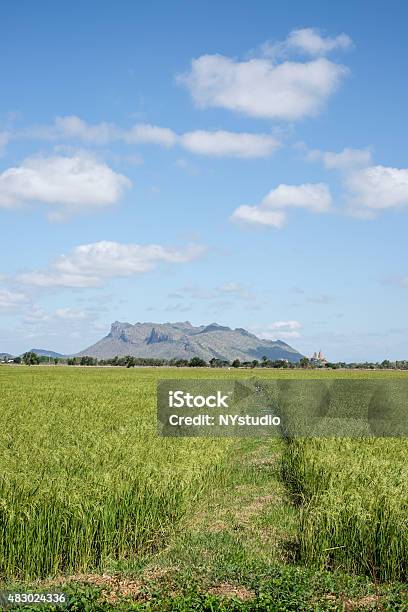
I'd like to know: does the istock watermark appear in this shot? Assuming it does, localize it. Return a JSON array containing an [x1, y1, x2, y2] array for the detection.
[[157, 379, 408, 437], [168, 389, 231, 408]]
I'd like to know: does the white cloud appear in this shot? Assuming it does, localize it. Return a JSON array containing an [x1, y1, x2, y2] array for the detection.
[[180, 130, 280, 158], [298, 146, 408, 219], [54, 116, 119, 144], [123, 123, 177, 147], [217, 281, 254, 300], [346, 165, 408, 213], [231, 205, 286, 228], [22, 116, 280, 159], [302, 144, 372, 170], [262, 183, 332, 211], [269, 320, 302, 330], [274, 330, 301, 339], [18, 240, 205, 288], [178, 49, 349, 121], [23, 117, 177, 148], [254, 320, 302, 341], [282, 28, 352, 56], [55, 308, 87, 320], [321, 148, 372, 170], [19, 305, 106, 354], [0, 153, 131, 218], [0, 288, 27, 311], [231, 183, 332, 228], [23, 306, 51, 323]]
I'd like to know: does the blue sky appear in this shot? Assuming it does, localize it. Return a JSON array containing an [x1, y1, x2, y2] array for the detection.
[[1, 0, 407, 360]]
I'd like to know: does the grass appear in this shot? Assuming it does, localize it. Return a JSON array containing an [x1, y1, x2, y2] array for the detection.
[[0, 365, 407, 609]]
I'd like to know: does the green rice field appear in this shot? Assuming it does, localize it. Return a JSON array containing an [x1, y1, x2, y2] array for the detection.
[[0, 365, 407, 609]]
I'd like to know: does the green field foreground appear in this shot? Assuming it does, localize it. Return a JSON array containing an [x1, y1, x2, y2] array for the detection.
[[283, 437, 408, 581], [0, 366, 407, 610], [0, 367, 234, 578]]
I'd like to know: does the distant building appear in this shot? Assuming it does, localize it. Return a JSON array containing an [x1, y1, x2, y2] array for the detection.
[[310, 349, 327, 366]]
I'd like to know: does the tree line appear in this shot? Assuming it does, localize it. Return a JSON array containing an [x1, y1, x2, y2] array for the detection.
[[7, 352, 408, 370]]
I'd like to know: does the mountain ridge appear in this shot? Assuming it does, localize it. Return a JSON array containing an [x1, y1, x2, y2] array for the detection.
[[76, 321, 303, 362], [29, 348, 66, 358]]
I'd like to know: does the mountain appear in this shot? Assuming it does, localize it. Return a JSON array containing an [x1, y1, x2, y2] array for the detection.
[[29, 349, 65, 358], [77, 321, 303, 362], [0, 353, 14, 361]]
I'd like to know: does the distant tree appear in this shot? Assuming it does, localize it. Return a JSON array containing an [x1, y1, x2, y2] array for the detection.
[[79, 356, 95, 366], [232, 359, 241, 368], [189, 357, 207, 367], [125, 355, 136, 368], [251, 360, 259, 368], [299, 357, 310, 368], [22, 351, 40, 365], [209, 357, 217, 368], [170, 358, 188, 367], [13, 356, 21, 364]]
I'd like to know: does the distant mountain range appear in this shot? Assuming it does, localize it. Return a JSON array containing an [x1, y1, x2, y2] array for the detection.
[[1, 349, 66, 360], [76, 321, 303, 362], [29, 348, 66, 358]]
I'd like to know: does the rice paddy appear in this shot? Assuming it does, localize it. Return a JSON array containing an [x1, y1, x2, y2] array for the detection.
[[0, 365, 407, 595], [282, 437, 408, 581], [0, 366, 232, 579]]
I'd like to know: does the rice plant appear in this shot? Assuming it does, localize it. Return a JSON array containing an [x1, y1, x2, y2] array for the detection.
[[0, 366, 232, 579], [282, 437, 408, 581], [1, 365, 406, 582]]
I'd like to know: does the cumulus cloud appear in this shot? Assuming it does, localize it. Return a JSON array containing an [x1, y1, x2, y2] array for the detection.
[[54, 307, 87, 320], [231, 206, 287, 228], [254, 320, 302, 340], [21, 116, 280, 159], [262, 183, 332, 211], [18, 240, 205, 288], [0, 153, 131, 218], [123, 123, 178, 147], [302, 145, 372, 170], [273, 28, 352, 57], [301, 145, 408, 218], [19, 304, 108, 354], [180, 130, 280, 158], [178, 37, 349, 121], [231, 183, 332, 228], [346, 165, 408, 213], [0, 288, 28, 311], [54, 116, 119, 144], [37, 117, 176, 147], [269, 320, 302, 330]]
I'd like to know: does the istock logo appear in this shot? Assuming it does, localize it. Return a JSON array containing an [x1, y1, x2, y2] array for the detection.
[[168, 390, 230, 408]]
